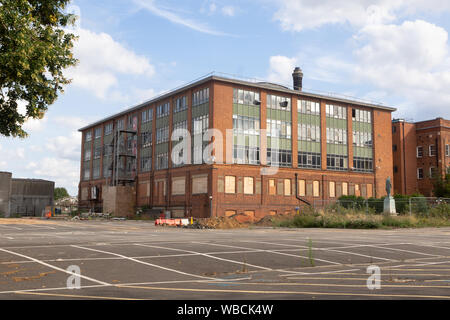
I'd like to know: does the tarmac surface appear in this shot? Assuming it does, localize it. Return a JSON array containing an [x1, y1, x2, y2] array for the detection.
[[1, 219, 450, 300]]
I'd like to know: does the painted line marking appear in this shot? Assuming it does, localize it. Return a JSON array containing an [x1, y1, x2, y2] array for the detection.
[[71, 245, 218, 281], [0, 248, 109, 286], [14, 291, 144, 300], [135, 243, 272, 271]]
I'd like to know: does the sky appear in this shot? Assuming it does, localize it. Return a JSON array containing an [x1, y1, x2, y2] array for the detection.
[[1, 0, 450, 196]]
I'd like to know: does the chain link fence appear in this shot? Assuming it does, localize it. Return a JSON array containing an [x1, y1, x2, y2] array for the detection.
[[312, 197, 450, 217]]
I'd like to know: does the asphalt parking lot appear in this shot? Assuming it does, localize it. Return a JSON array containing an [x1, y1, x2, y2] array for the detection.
[[1, 219, 450, 300]]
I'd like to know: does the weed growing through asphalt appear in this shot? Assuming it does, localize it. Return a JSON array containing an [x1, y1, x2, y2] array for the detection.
[[308, 238, 315, 267]]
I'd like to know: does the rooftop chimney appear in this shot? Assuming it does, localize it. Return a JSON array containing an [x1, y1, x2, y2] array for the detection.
[[292, 67, 303, 91]]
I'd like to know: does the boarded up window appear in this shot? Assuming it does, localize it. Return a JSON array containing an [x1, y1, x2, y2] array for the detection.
[[269, 210, 277, 216], [313, 181, 320, 197], [329, 181, 336, 198], [172, 177, 186, 195], [361, 184, 367, 198], [355, 184, 360, 197], [298, 180, 306, 197], [306, 183, 313, 197], [342, 182, 348, 196], [81, 188, 88, 201], [237, 177, 243, 194], [218, 176, 224, 193], [225, 176, 236, 194], [349, 184, 355, 196], [269, 179, 276, 195], [284, 179, 291, 196], [192, 175, 208, 194], [225, 210, 237, 217], [277, 180, 284, 196], [367, 184, 373, 198], [336, 184, 342, 198], [244, 177, 254, 195], [255, 179, 262, 195]]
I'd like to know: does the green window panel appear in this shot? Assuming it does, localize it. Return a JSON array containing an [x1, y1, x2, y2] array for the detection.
[[353, 121, 372, 133], [354, 146, 373, 158], [156, 117, 169, 128], [140, 121, 152, 132], [93, 159, 101, 167], [140, 148, 152, 158], [327, 144, 348, 156], [326, 118, 347, 129], [298, 114, 321, 126], [267, 109, 291, 122], [155, 143, 169, 155], [192, 102, 209, 118], [298, 141, 321, 153], [233, 104, 260, 119], [103, 135, 113, 145], [173, 110, 187, 124], [268, 137, 292, 151], [84, 141, 92, 150]]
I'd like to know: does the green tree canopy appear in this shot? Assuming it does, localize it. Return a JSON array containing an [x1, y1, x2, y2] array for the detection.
[[54, 187, 69, 200], [0, 0, 78, 137], [433, 168, 450, 198]]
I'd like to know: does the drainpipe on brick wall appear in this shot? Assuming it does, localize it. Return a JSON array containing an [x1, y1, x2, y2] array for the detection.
[[295, 173, 311, 206]]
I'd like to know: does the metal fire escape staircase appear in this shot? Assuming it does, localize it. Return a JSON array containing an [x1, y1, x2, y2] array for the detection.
[[109, 127, 138, 186]]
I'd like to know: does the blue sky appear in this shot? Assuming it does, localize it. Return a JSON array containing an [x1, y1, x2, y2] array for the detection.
[[1, 0, 450, 195]]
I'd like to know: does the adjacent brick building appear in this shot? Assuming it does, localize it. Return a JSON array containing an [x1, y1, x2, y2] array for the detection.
[[392, 118, 450, 196], [78, 70, 396, 218]]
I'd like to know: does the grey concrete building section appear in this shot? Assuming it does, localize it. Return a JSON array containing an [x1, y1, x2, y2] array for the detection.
[[0, 172, 54, 217], [0, 172, 12, 217]]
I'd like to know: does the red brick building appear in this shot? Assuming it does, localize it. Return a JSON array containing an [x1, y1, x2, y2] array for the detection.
[[78, 70, 395, 218], [392, 118, 450, 196]]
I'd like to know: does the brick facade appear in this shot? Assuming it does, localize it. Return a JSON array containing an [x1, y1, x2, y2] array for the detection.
[[78, 74, 395, 217]]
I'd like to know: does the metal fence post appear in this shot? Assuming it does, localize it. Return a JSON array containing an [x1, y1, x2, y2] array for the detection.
[[409, 197, 412, 216]]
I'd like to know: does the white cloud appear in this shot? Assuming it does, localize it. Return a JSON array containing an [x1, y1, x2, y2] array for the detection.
[[33, 157, 80, 194], [53, 116, 90, 130], [66, 27, 155, 99], [266, 55, 298, 85], [134, 0, 229, 36], [221, 6, 236, 17], [45, 132, 81, 162], [273, 0, 450, 31]]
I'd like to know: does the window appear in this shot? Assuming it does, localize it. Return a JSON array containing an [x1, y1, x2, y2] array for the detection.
[[156, 102, 170, 118], [284, 179, 291, 196], [233, 145, 260, 165], [353, 157, 373, 173], [116, 119, 124, 130], [298, 180, 306, 197], [446, 145, 450, 157], [105, 123, 113, 136], [298, 124, 320, 142], [103, 159, 112, 178], [95, 128, 102, 139], [85, 131, 92, 142], [352, 109, 372, 123], [84, 149, 91, 161], [142, 109, 153, 123], [141, 156, 152, 172], [193, 115, 209, 135], [429, 145, 437, 157], [393, 144, 397, 152], [244, 177, 254, 195], [83, 168, 90, 181], [141, 132, 152, 148], [267, 119, 291, 139], [174, 96, 187, 113], [173, 120, 188, 134], [225, 176, 236, 194], [326, 104, 347, 119], [392, 126, 397, 133], [430, 167, 437, 178], [193, 88, 210, 106], [327, 154, 348, 171], [172, 177, 186, 195], [298, 100, 320, 115], [268, 179, 276, 195], [94, 147, 101, 160], [156, 153, 168, 170], [329, 182, 336, 198], [394, 166, 398, 173], [93, 166, 100, 179], [367, 184, 373, 198], [298, 152, 321, 169], [417, 146, 423, 158], [313, 181, 320, 197], [233, 88, 260, 105], [233, 115, 260, 136], [156, 126, 169, 144], [326, 127, 347, 145], [417, 168, 424, 179], [267, 149, 292, 167], [267, 95, 291, 111], [342, 182, 348, 196]]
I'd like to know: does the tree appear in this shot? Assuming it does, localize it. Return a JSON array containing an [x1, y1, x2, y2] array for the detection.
[[432, 168, 450, 198], [54, 187, 69, 200], [0, 0, 78, 137]]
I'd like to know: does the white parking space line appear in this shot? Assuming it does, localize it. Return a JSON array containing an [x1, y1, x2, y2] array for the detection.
[[0, 247, 109, 286], [368, 245, 443, 257], [71, 245, 218, 281], [24, 224, 57, 230], [238, 240, 392, 262], [193, 242, 341, 266], [135, 243, 273, 271], [0, 225, 23, 230]]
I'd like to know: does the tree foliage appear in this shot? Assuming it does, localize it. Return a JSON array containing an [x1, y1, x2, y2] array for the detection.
[[432, 168, 450, 198], [0, 0, 78, 137], [54, 187, 69, 200]]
